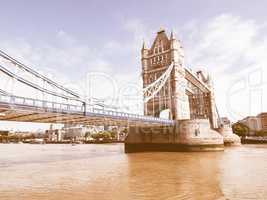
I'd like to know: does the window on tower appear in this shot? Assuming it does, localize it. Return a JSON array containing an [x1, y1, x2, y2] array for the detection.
[[149, 76, 153, 83]]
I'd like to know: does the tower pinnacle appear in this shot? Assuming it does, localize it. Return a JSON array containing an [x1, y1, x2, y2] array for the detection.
[[170, 30, 176, 40], [142, 40, 148, 50], [157, 27, 165, 34]]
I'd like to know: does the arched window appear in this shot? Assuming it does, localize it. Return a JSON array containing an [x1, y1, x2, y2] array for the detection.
[[149, 76, 153, 83]]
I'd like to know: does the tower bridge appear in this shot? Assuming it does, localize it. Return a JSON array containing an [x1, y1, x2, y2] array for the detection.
[[0, 29, 240, 151], [142, 29, 218, 127], [126, 29, 241, 152]]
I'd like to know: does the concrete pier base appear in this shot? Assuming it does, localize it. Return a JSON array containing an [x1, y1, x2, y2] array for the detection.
[[217, 126, 241, 146], [178, 119, 224, 151], [125, 119, 224, 153]]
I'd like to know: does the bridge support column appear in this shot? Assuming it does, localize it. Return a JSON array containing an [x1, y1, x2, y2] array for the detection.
[[172, 65, 190, 120], [177, 119, 224, 151], [216, 125, 241, 146], [124, 119, 224, 153]]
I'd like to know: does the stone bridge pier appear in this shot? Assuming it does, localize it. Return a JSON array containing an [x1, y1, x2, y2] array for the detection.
[[125, 119, 224, 153]]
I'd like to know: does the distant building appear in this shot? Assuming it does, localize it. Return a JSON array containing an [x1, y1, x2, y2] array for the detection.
[[220, 117, 231, 126], [46, 129, 64, 142], [257, 113, 267, 131], [0, 130, 9, 143], [45, 124, 64, 142], [237, 113, 267, 135], [45, 123, 128, 142], [0, 130, 9, 137], [107, 126, 127, 141], [63, 126, 87, 141]]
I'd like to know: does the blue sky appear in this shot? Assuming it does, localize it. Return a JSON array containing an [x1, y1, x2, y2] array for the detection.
[[0, 0, 267, 130]]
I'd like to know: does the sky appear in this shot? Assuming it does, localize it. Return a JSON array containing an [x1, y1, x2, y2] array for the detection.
[[0, 0, 266, 131]]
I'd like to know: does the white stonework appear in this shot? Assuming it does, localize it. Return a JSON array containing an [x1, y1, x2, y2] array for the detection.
[[218, 125, 241, 146], [178, 119, 224, 147]]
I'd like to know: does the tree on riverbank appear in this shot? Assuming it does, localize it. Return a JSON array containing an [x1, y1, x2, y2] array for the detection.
[[0, 131, 41, 143], [90, 130, 116, 141], [232, 123, 249, 136], [255, 130, 267, 137]]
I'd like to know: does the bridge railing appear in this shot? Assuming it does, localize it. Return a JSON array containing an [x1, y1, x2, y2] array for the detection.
[[90, 107, 174, 124], [0, 94, 84, 112], [0, 94, 174, 124]]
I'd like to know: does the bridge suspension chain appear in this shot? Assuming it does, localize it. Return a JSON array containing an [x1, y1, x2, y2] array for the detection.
[[143, 62, 174, 103], [0, 88, 11, 95], [0, 49, 81, 99], [0, 49, 121, 110], [0, 63, 82, 101], [215, 104, 223, 127]]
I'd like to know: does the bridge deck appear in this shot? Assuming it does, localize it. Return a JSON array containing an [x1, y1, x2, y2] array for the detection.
[[0, 94, 174, 126]]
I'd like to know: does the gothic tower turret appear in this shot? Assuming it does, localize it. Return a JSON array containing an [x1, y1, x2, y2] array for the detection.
[[141, 40, 149, 71], [170, 31, 190, 120], [142, 29, 190, 120]]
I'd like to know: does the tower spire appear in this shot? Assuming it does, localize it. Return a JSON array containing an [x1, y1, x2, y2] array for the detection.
[[142, 39, 147, 50], [170, 30, 176, 40], [158, 26, 165, 34]]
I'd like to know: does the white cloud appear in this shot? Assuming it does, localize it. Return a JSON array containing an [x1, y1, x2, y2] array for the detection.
[[183, 14, 267, 121], [0, 32, 119, 99]]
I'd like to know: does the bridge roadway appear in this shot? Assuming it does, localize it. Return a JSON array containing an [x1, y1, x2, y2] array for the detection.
[[0, 94, 174, 126]]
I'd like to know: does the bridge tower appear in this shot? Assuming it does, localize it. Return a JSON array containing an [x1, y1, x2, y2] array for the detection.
[[125, 28, 239, 153], [142, 29, 190, 120]]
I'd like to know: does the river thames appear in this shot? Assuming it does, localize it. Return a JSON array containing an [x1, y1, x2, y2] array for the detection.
[[1, 144, 267, 200]]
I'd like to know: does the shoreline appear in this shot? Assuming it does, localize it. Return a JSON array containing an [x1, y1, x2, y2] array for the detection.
[[241, 137, 267, 144], [0, 141, 125, 144]]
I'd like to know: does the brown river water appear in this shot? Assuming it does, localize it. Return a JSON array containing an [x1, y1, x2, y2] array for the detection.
[[1, 143, 267, 200]]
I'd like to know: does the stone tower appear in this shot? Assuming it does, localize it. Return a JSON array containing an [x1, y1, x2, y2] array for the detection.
[[142, 29, 190, 120], [125, 28, 239, 153]]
